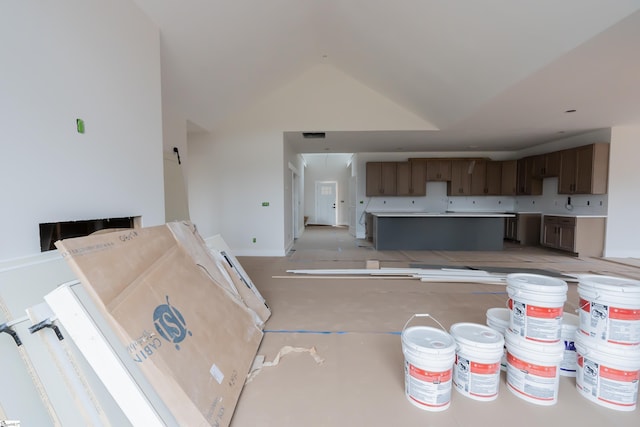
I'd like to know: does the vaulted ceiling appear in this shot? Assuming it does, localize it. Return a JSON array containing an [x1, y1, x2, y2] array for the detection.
[[133, 0, 640, 152]]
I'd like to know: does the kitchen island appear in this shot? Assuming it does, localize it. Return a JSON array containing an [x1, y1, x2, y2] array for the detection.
[[370, 212, 515, 251]]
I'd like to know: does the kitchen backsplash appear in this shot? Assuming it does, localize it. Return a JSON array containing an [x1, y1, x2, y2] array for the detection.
[[365, 179, 608, 216]]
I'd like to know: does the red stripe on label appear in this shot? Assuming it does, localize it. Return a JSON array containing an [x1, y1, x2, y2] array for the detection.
[[609, 307, 640, 321], [526, 304, 563, 319], [507, 353, 557, 378], [598, 397, 637, 407], [409, 395, 449, 408], [470, 361, 501, 375], [599, 365, 640, 382], [409, 364, 452, 382]]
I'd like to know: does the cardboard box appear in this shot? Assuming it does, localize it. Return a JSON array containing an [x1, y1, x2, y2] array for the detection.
[[55, 223, 264, 427]]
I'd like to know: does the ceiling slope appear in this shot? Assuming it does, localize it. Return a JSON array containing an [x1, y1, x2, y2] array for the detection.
[[133, 0, 640, 152]]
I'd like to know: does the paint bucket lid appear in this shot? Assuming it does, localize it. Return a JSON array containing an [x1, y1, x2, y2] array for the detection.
[[507, 273, 568, 294], [450, 323, 504, 349], [575, 333, 640, 362], [402, 326, 456, 356], [577, 274, 640, 294], [486, 307, 510, 328]]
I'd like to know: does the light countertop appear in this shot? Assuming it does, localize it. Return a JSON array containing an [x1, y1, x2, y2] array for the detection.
[[370, 211, 515, 218]]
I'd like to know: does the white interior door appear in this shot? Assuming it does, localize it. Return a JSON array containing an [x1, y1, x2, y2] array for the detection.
[[315, 181, 337, 225]]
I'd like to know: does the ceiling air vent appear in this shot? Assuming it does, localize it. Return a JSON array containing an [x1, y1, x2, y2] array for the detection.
[[302, 132, 326, 139]]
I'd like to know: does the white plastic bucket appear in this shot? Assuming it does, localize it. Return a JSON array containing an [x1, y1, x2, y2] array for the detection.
[[560, 313, 580, 377], [507, 273, 568, 343], [401, 314, 456, 411], [505, 328, 564, 406], [485, 307, 510, 371], [575, 333, 640, 411], [450, 323, 504, 401], [577, 274, 640, 346]]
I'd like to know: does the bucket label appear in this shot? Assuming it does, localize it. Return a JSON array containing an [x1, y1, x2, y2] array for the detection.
[[405, 361, 452, 408], [560, 340, 577, 375], [577, 355, 640, 409], [509, 299, 562, 342], [453, 355, 500, 399], [579, 298, 640, 345], [506, 352, 558, 402]]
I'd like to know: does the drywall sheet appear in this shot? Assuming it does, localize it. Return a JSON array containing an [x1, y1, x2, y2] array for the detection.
[[55, 224, 264, 427]]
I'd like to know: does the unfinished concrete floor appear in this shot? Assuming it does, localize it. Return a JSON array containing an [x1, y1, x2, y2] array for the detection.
[[230, 225, 640, 427]]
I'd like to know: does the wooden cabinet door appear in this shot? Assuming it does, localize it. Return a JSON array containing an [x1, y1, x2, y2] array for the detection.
[[517, 157, 542, 195], [366, 162, 397, 196], [426, 160, 452, 181], [531, 154, 546, 179], [470, 160, 487, 195], [558, 225, 576, 252], [448, 160, 472, 195], [485, 161, 502, 195], [396, 162, 411, 196], [541, 217, 559, 247], [409, 160, 426, 196], [558, 148, 577, 194], [574, 145, 595, 194], [379, 162, 397, 195], [366, 162, 382, 196], [396, 161, 426, 196], [545, 151, 561, 177], [501, 160, 517, 195]]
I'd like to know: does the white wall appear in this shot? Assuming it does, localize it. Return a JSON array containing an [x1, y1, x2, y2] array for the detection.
[[0, 1, 164, 261], [302, 154, 352, 226], [605, 126, 640, 257], [187, 63, 435, 255]]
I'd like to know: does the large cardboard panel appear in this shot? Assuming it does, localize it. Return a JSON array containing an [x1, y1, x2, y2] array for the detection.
[[55, 225, 263, 427], [167, 223, 270, 326]]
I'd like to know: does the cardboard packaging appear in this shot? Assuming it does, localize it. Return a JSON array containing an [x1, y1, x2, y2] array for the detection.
[[55, 222, 265, 427]]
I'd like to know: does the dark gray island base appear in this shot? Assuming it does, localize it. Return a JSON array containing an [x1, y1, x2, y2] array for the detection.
[[371, 212, 514, 251]]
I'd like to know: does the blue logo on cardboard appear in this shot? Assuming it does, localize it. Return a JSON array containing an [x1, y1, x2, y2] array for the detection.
[[153, 296, 192, 350]]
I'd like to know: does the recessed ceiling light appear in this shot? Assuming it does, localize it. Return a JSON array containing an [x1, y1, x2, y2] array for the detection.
[[565, 109, 577, 113]]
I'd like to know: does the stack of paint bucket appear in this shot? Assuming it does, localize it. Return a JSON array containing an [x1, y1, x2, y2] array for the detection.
[[574, 274, 640, 411], [504, 273, 567, 406]]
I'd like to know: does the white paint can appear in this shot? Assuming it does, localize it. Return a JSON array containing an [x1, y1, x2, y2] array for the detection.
[[560, 313, 580, 377], [575, 332, 640, 411], [401, 315, 456, 411], [486, 307, 510, 371], [577, 274, 640, 345], [505, 328, 564, 405], [450, 322, 504, 401], [507, 273, 568, 343]]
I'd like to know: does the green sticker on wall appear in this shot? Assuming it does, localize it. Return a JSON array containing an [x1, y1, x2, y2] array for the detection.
[[76, 118, 85, 134]]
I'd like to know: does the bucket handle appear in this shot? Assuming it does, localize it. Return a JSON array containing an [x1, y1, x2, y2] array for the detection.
[[402, 313, 447, 334]]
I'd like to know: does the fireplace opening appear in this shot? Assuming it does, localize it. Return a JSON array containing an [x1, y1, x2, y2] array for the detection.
[[39, 216, 137, 252]]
